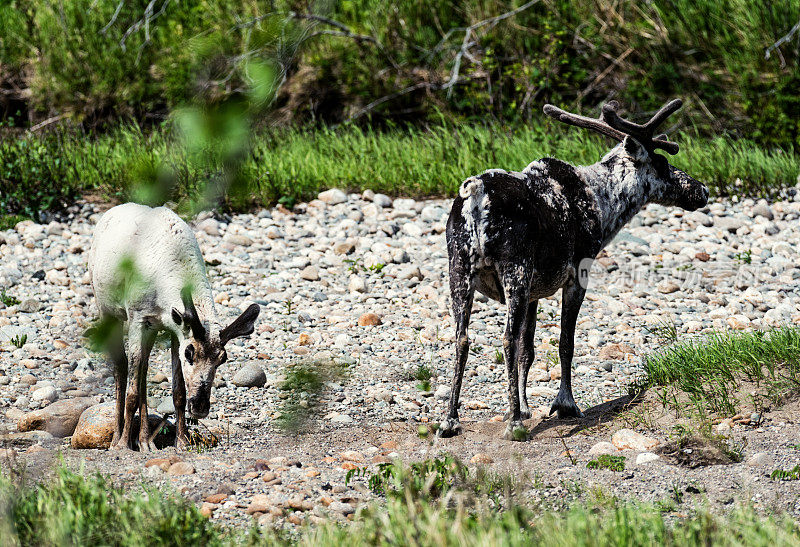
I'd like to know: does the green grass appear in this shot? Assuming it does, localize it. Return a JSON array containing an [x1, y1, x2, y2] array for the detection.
[[770, 465, 800, 481], [3, 465, 800, 546], [0, 289, 20, 307], [412, 364, 433, 391], [644, 327, 800, 416], [1, 467, 226, 546], [274, 358, 349, 433], [2, 123, 798, 223], [587, 455, 626, 472]]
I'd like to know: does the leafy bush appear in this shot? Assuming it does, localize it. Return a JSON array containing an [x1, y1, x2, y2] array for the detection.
[[1, 467, 223, 546], [0, 133, 83, 220], [1, 1, 798, 145]]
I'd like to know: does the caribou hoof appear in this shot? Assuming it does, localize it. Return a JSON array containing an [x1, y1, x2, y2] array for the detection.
[[437, 418, 462, 438], [549, 390, 584, 419]]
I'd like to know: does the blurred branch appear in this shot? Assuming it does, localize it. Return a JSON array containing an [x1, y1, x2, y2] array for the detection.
[[100, 0, 126, 35], [344, 82, 436, 124], [575, 47, 633, 103], [441, 0, 542, 97], [766, 19, 800, 67], [100, 0, 172, 58], [119, 0, 172, 59], [288, 12, 377, 44], [28, 114, 68, 133]]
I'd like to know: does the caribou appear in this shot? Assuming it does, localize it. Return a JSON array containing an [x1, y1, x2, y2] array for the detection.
[[438, 99, 709, 440]]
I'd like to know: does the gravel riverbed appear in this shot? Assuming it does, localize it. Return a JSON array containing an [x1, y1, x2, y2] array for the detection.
[[1, 189, 799, 527]]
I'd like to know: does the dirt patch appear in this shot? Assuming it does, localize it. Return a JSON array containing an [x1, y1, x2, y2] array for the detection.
[[656, 435, 739, 468]]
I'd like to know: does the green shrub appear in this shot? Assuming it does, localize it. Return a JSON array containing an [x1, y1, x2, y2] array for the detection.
[[1, 1, 799, 145], [1, 467, 223, 546]]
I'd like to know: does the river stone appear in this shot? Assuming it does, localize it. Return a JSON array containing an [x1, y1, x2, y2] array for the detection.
[[588, 441, 618, 456], [611, 429, 658, 451], [31, 385, 58, 403], [18, 299, 41, 313], [17, 397, 96, 437], [373, 194, 392, 208], [318, 188, 347, 205], [232, 363, 267, 387], [71, 402, 165, 449]]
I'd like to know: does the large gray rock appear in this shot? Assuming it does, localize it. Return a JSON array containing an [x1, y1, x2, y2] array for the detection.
[[17, 299, 41, 313], [232, 364, 267, 388], [17, 397, 97, 437], [31, 385, 58, 403]]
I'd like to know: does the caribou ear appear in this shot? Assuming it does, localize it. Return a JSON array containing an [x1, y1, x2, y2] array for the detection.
[[220, 304, 260, 345], [181, 286, 207, 341], [171, 308, 183, 325], [622, 135, 648, 161]]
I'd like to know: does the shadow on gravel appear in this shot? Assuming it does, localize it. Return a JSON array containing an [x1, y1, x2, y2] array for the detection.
[[528, 390, 647, 439]]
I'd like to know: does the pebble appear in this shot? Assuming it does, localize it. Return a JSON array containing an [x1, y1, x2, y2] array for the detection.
[[470, 453, 494, 464], [635, 452, 660, 465], [348, 276, 366, 293], [18, 299, 41, 313], [328, 501, 355, 515], [357, 313, 382, 326], [746, 452, 771, 467], [300, 266, 320, 281], [373, 194, 393, 208], [167, 462, 195, 476], [318, 189, 347, 205], [611, 429, 658, 451], [588, 442, 618, 456], [434, 385, 451, 400], [232, 364, 267, 388], [31, 386, 58, 403]]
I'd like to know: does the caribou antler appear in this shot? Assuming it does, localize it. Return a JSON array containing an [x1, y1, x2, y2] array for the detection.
[[543, 99, 682, 155]]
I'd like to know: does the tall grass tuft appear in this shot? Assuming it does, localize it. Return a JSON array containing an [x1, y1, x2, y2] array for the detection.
[[644, 327, 800, 415]]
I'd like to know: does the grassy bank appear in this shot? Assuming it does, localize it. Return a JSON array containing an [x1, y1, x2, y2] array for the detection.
[[644, 327, 800, 416], [1, 465, 799, 546], [2, 123, 797, 220]]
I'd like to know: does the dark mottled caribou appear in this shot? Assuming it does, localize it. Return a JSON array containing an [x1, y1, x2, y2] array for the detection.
[[439, 99, 709, 440]]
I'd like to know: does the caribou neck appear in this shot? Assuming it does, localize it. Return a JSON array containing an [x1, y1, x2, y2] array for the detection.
[[576, 148, 651, 248]]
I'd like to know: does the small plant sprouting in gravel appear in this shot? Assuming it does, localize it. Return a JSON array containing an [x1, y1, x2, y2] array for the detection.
[[0, 289, 20, 307], [493, 348, 504, 364], [343, 258, 385, 276], [646, 317, 678, 345], [770, 465, 800, 481], [11, 334, 27, 348], [586, 455, 626, 472], [734, 249, 752, 265], [345, 455, 468, 501], [275, 358, 349, 433], [412, 364, 432, 391], [670, 482, 685, 504]]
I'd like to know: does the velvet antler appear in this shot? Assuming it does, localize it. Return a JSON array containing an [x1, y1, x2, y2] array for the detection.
[[543, 99, 682, 155]]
